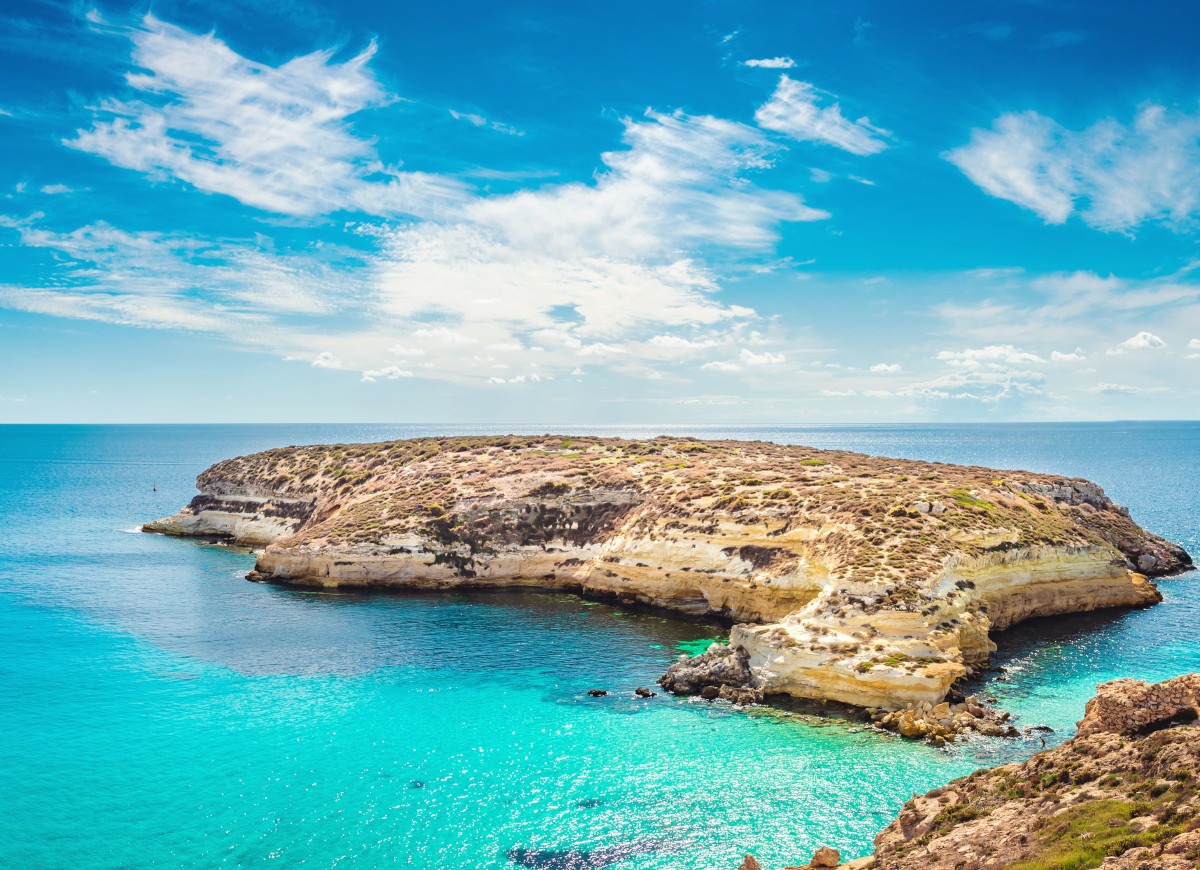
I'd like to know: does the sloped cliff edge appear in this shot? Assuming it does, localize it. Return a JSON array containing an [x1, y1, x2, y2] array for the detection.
[[145, 435, 1190, 709]]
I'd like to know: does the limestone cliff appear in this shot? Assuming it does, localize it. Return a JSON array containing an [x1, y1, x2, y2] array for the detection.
[[145, 435, 1190, 709]]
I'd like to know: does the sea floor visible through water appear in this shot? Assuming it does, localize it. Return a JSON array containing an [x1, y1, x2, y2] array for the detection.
[[1, 422, 1197, 869]]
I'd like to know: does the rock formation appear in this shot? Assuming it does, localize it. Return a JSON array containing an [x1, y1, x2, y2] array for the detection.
[[146, 435, 1190, 711], [738, 674, 1200, 869]]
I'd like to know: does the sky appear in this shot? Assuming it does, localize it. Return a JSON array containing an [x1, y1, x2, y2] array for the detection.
[[2, 0, 1200, 423]]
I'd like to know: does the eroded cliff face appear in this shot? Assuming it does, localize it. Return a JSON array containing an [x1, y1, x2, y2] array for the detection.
[[145, 435, 1191, 709]]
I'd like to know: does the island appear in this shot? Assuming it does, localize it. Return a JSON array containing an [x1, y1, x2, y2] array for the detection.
[[146, 436, 1190, 713]]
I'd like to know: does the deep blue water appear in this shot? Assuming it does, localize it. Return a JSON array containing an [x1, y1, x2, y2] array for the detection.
[[1, 423, 1197, 869]]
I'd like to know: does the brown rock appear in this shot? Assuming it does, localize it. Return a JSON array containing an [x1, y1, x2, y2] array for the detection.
[[810, 846, 841, 867], [737, 855, 762, 870]]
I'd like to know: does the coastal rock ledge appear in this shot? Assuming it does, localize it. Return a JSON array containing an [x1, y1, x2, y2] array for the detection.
[[738, 674, 1200, 870], [145, 435, 1190, 711]]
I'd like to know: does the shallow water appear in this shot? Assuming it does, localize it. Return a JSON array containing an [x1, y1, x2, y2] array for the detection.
[[0, 423, 1196, 868]]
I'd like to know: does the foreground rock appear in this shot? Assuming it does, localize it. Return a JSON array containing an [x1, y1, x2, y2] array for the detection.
[[739, 674, 1200, 869], [146, 435, 1190, 711]]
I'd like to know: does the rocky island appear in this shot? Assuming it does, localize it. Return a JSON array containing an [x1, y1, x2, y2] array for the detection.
[[146, 436, 1190, 712]]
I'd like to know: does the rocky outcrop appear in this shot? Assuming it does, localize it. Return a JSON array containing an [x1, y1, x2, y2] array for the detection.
[[143, 494, 314, 546], [739, 675, 1200, 870], [659, 644, 764, 705], [1076, 674, 1200, 737], [871, 693, 1019, 744], [147, 435, 1191, 712], [867, 674, 1200, 869]]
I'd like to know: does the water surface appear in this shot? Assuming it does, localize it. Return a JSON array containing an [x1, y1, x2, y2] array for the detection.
[[1, 423, 1197, 868]]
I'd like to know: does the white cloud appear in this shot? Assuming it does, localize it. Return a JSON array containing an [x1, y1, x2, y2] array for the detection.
[[361, 365, 413, 381], [1050, 349, 1086, 361], [1106, 331, 1166, 354], [936, 345, 1044, 364], [40, 184, 74, 195], [67, 15, 467, 218], [449, 108, 522, 136], [1188, 338, 1200, 359], [819, 389, 857, 397], [870, 362, 900, 373], [948, 105, 1200, 231], [1088, 382, 1141, 394], [739, 348, 785, 365], [648, 335, 717, 350], [743, 57, 796, 69], [702, 360, 742, 372], [3, 19, 819, 389], [755, 75, 889, 155]]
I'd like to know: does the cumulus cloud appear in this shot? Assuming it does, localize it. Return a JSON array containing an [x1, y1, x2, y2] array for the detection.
[[67, 15, 467, 218], [743, 57, 796, 69], [1106, 331, 1166, 354], [947, 105, 1200, 231], [755, 75, 889, 155], [869, 362, 901, 373]]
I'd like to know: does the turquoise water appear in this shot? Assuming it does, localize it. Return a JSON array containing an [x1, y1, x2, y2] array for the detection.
[[1, 423, 1197, 869]]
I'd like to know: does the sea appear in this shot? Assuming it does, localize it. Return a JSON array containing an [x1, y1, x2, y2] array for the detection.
[[1, 422, 1197, 869]]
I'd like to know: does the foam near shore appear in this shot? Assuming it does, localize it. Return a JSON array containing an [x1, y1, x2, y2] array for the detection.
[[145, 435, 1190, 711]]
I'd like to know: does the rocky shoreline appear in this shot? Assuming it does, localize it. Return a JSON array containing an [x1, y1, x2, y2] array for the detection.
[[145, 435, 1191, 715], [737, 674, 1200, 869]]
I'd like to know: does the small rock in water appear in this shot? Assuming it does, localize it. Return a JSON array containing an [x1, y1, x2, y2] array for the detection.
[[575, 798, 604, 808], [587, 689, 608, 697], [410, 780, 425, 789], [737, 856, 762, 870], [634, 686, 657, 698]]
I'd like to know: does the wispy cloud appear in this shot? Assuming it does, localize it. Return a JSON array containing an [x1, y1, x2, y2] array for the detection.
[[755, 75, 889, 155], [449, 108, 523, 136], [947, 105, 1200, 231], [67, 15, 467, 218], [743, 57, 795, 69], [2, 30, 827, 389]]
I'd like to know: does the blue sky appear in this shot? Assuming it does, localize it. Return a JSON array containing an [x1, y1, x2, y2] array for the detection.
[[2, 0, 1200, 423]]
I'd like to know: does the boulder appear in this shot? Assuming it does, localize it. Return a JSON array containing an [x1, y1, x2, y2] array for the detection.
[[810, 845, 841, 867], [737, 855, 762, 870], [586, 689, 607, 697]]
